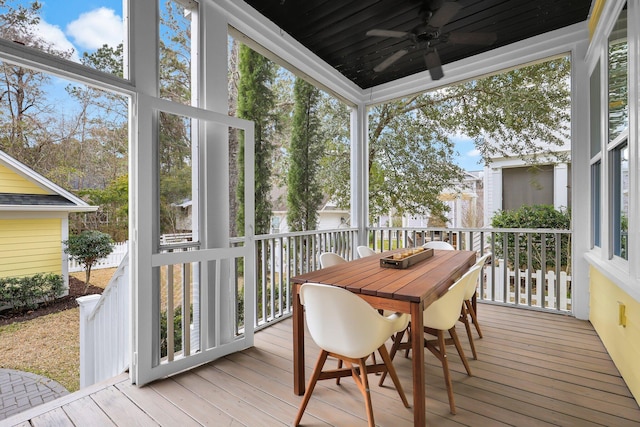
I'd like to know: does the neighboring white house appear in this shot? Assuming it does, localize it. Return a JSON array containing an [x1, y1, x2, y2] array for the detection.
[[374, 170, 484, 229], [483, 153, 571, 226], [271, 194, 350, 234]]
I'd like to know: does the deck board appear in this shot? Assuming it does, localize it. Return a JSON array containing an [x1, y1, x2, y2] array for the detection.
[[4, 304, 640, 427]]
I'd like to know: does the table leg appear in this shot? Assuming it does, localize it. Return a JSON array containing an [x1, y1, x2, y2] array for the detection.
[[410, 301, 426, 426], [293, 283, 305, 395]]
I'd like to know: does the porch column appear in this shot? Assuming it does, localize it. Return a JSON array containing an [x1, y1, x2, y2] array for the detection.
[[351, 103, 369, 245], [571, 39, 590, 320], [201, 7, 234, 344]]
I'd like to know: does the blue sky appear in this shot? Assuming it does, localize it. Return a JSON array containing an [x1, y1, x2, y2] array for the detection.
[[452, 136, 484, 171], [34, 0, 123, 61]]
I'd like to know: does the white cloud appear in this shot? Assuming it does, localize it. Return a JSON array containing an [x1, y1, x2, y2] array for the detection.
[[36, 21, 80, 62], [66, 7, 123, 51], [466, 148, 481, 157]]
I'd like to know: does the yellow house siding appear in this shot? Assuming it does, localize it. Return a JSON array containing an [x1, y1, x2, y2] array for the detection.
[[0, 164, 48, 195], [590, 266, 640, 404], [0, 218, 62, 278]]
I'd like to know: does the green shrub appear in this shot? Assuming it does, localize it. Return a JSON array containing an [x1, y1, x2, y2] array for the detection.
[[0, 274, 65, 313], [63, 230, 114, 291], [490, 205, 571, 271], [160, 305, 193, 358]]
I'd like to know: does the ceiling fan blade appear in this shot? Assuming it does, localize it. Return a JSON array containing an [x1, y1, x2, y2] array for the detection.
[[447, 32, 497, 45], [424, 49, 444, 80], [366, 29, 409, 38], [429, 2, 462, 28], [373, 49, 409, 72]]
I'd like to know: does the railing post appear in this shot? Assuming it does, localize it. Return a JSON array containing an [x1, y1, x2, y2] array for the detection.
[[77, 294, 101, 388]]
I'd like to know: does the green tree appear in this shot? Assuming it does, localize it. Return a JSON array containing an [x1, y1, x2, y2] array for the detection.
[[286, 78, 323, 231], [64, 43, 127, 191], [64, 231, 115, 291], [0, 1, 74, 169], [322, 57, 571, 224], [74, 175, 129, 241], [236, 44, 276, 235], [156, 1, 193, 235]]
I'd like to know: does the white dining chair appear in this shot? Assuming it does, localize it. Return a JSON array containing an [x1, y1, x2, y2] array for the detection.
[[423, 240, 455, 250], [294, 283, 410, 427], [382, 264, 481, 414], [459, 252, 492, 359], [421, 266, 478, 414], [357, 245, 376, 258], [319, 252, 347, 267]]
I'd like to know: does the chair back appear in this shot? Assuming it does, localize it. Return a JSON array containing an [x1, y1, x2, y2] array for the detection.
[[357, 245, 376, 258], [319, 252, 347, 268], [423, 264, 483, 330], [300, 283, 408, 358], [423, 240, 455, 250], [463, 253, 492, 300]]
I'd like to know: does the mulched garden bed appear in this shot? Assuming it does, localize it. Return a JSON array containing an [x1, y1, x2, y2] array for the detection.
[[0, 277, 104, 326]]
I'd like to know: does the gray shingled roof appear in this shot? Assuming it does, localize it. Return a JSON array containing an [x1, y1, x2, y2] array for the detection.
[[0, 193, 76, 206]]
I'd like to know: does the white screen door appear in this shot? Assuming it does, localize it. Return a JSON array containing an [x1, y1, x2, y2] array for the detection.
[[131, 94, 255, 385]]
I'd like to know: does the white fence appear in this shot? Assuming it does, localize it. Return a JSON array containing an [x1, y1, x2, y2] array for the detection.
[[483, 259, 572, 311], [77, 254, 130, 388], [68, 241, 128, 272]]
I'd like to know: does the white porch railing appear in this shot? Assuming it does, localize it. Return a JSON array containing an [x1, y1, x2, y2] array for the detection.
[[485, 259, 572, 311], [367, 227, 572, 313], [77, 226, 571, 388], [76, 254, 130, 388], [248, 228, 358, 332]]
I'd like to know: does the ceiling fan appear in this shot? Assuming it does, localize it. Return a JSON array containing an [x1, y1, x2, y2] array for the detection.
[[366, 1, 497, 80]]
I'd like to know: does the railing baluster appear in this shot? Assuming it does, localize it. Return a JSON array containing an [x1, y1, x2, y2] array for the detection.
[[555, 232, 562, 310], [541, 232, 547, 308], [167, 264, 174, 362], [527, 233, 533, 307], [182, 261, 190, 357]]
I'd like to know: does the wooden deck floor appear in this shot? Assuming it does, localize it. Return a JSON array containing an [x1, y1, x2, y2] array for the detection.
[[5, 304, 640, 427]]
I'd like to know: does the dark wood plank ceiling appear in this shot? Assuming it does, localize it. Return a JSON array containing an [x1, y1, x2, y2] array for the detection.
[[242, 0, 591, 89]]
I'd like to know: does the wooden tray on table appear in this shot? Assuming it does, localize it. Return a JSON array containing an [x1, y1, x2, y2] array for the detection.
[[380, 248, 434, 269]]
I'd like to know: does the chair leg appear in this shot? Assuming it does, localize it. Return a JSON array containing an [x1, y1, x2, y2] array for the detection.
[[426, 330, 457, 415], [379, 327, 406, 386], [449, 327, 472, 377], [460, 304, 478, 359], [377, 344, 410, 407], [294, 350, 329, 426], [350, 358, 375, 427], [465, 299, 483, 338]]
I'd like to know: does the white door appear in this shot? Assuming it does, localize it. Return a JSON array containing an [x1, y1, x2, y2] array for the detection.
[[131, 94, 255, 385]]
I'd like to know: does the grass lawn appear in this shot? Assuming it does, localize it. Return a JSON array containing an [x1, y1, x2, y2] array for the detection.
[[0, 268, 115, 392]]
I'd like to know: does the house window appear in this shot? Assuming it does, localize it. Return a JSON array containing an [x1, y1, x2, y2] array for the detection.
[[502, 165, 554, 210], [591, 161, 601, 248], [607, 7, 628, 144], [607, 5, 628, 261], [611, 142, 628, 259], [589, 60, 601, 248]]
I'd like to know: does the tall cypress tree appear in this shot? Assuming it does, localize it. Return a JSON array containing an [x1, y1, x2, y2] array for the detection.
[[236, 45, 276, 235], [286, 78, 323, 231]]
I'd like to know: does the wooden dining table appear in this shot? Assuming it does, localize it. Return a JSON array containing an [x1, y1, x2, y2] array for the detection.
[[290, 248, 476, 427]]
